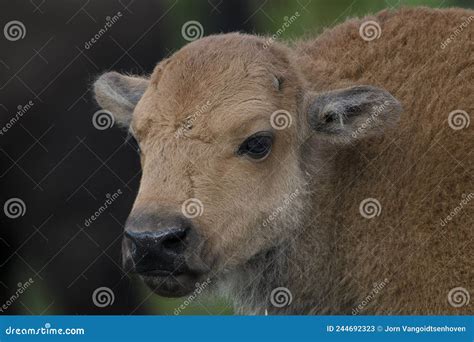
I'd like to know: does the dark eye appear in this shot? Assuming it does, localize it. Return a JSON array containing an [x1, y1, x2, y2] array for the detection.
[[126, 134, 141, 154], [237, 132, 273, 160]]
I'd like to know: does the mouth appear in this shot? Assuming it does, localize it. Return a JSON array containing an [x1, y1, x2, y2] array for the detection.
[[140, 270, 204, 297]]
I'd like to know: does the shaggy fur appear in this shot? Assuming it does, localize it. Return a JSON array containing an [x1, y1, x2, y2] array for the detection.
[[94, 7, 473, 314]]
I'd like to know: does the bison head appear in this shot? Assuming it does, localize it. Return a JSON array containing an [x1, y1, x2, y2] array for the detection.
[[93, 33, 401, 298]]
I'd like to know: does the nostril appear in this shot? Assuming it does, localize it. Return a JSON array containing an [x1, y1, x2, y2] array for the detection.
[[162, 235, 184, 252], [162, 236, 181, 249]]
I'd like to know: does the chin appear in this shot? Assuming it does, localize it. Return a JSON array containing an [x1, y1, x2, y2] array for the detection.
[[141, 272, 203, 297]]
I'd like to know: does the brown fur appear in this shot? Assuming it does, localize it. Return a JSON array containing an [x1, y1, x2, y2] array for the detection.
[[94, 7, 473, 314]]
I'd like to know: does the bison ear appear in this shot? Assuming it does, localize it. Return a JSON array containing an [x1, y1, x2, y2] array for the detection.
[[93, 72, 149, 127], [307, 85, 402, 143]]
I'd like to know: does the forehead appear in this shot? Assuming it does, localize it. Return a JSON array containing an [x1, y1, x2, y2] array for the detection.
[[132, 35, 290, 141]]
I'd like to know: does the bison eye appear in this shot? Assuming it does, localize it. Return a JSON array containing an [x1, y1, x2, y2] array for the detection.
[[237, 131, 273, 160]]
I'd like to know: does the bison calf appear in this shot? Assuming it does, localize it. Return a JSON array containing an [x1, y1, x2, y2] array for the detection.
[[93, 7, 473, 314]]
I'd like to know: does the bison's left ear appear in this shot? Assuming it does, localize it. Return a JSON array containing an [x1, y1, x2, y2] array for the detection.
[[93, 72, 149, 128], [307, 85, 402, 143]]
